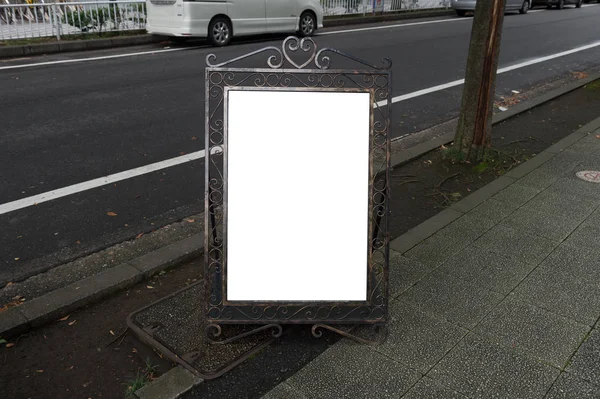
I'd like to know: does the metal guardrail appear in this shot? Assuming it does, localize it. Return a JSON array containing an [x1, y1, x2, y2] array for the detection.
[[320, 0, 451, 16], [0, 1, 146, 41]]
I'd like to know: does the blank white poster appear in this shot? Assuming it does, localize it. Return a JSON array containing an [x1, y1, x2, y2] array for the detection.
[[226, 89, 371, 302]]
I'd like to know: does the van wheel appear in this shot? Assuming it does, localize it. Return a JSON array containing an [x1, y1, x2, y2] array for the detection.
[[209, 17, 232, 47], [519, 0, 529, 13], [576, 0, 583, 7], [299, 12, 316, 37], [456, 10, 466, 17], [557, 0, 565, 9]]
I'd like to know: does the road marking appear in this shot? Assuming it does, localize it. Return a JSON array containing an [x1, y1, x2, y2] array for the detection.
[[0, 47, 190, 71], [2, 37, 600, 214], [374, 39, 600, 106], [0, 150, 206, 215], [319, 17, 470, 36]]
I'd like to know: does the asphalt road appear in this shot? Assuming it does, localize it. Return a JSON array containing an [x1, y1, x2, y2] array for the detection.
[[1, 4, 600, 284]]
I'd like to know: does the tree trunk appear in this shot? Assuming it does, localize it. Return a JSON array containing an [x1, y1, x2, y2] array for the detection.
[[453, 0, 506, 163]]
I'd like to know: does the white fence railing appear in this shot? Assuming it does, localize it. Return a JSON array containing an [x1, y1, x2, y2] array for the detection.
[[320, 0, 451, 16], [0, 1, 146, 41], [0, 0, 451, 41]]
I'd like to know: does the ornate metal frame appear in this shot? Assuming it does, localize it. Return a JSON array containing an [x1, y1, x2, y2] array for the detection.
[[204, 37, 391, 328]]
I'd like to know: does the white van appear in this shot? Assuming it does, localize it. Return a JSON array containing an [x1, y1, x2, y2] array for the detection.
[[146, 0, 324, 46]]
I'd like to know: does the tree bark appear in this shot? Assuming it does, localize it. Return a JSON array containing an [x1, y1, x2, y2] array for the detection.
[[453, 0, 506, 163]]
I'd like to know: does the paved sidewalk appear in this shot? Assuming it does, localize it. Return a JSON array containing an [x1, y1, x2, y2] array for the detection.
[[262, 118, 600, 399]]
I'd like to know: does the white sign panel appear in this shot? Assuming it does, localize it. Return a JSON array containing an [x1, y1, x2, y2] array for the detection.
[[226, 89, 371, 302]]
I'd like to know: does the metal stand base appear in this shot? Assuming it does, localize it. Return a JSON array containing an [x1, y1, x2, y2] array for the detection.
[[311, 324, 388, 346], [206, 323, 283, 345]]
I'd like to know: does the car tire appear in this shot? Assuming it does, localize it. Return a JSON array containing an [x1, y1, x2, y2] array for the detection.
[[456, 10, 467, 16], [208, 17, 232, 47], [547, 3, 553, 8], [299, 12, 316, 37], [519, 0, 530, 13], [557, 0, 565, 9], [576, 0, 583, 7]]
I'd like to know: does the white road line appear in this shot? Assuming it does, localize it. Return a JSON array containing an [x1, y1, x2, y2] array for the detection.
[[0, 150, 206, 215], [0, 47, 190, 71], [319, 16, 469, 36], [374, 39, 600, 107], [2, 38, 600, 214]]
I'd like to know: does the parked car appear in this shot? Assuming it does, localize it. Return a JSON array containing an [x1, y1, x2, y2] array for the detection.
[[532, 0, 583, 8], [146, 0, 324, 47], [451, 0, 532, 16]]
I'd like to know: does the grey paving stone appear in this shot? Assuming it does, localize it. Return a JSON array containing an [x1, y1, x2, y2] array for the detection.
[[521, 189, 599, 222], [518, 166, 565, 191], [512, 244, 600, 326], [548, 176, 600, 202], [449, 175, 517, 213], [390, 209, 463, 254], [286, 342, 421, 399], [402, 377, 467, 399], [425, 245, 535, 295], [389, 251, 431, 299], [404, 214, 495, 268], [492, 183, 541, 207], [545, 372, 600, 399], [467, 198, 517, 224], [567, 329, 600, 386], [135, 366, 202, 399], [501, 206, 583, 242], [373, 301, 467, 373], [563, 221, 600, 256], [473, 296, 589, 368], [262, 383, 308, 399], [472, 224, 560, 266], [399, 273, 504, 329], [428, 334, 559, 399]]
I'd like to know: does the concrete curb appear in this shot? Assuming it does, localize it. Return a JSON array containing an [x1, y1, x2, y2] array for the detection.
[[0, 34, 166, 59], [390, 71, 600, 168], [0, 10, 453, 59], [392, 113, 600, 254], [0, 233, 203, 338], [135, 366, 203, 399]]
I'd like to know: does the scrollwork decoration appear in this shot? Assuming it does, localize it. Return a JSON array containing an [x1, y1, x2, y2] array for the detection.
[[205, 36, 391, 325]]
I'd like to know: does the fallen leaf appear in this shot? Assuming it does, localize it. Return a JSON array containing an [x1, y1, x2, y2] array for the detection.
[[83, 381, 91, 387], [135, 233, 144, 239], [106, 211, 117, 217], [109, 330, 115, 336], [5, 282, 13, 288], [14, 258, 19, 261], [146, 285, 155, 289], [75, 241, 81, 245], [6, 343, 15, 348], [191, 136, 197, 140], [59, 315, 70, 321], [132, 348, 138, 353], [67, 366, 74, 370], [596, 135, 600, 139], [36, 370, 44, 373], [68, 320, 77, 326], [186, 218, 195, 223]]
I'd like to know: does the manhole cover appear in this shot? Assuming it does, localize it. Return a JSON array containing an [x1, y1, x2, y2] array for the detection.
[[576, 171, 600, 183]]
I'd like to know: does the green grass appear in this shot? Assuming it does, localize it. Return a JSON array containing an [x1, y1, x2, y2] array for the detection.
[[585, 79, 600, 91], [123, 358, 158, 398], [0, 30, 146, 46]]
